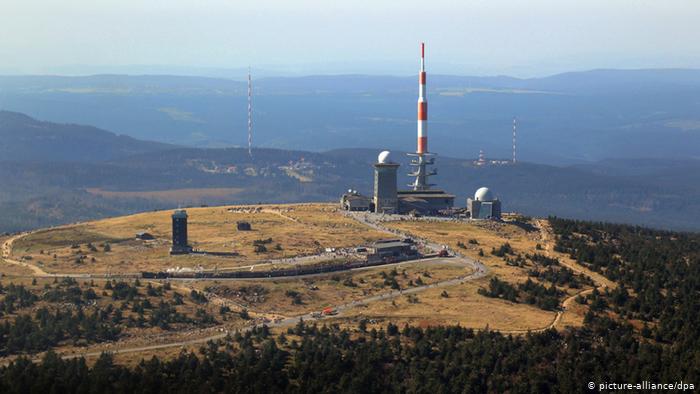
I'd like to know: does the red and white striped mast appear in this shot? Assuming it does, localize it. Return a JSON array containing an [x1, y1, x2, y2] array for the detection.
[[409, 42, 436, 191], [417, 42, 427, 154]]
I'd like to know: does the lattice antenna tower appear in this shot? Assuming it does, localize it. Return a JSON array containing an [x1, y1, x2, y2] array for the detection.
[[512, 117, 517, 164], [247, 67, 253, 158]]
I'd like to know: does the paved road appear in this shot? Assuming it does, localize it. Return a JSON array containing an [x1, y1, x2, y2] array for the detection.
[[351, 213, 607, 334], [0, 210, 617, 365], [346, 211, 488, 278], [55, 255, 487, 362], [1, 220, 479, 283], [0, 210, 494, 362], [3, 213, 488, 362], [9, 213, 610, 360]]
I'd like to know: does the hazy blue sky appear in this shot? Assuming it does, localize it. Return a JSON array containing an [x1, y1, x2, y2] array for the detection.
[[1, 0, 699, 77]]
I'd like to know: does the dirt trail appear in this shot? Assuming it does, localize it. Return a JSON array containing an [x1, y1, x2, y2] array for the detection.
[[261, 208, 300, 223], [29, 214, 489, 362], [535, 219, 616, 290], [1, 234, 49, 276], [531, 219, 617, 331], [49, 255, 486, 362], [0, 214, 618, 363]]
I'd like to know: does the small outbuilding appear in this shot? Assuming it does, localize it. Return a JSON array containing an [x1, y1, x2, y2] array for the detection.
[[340, 190, 372, 211], [237, 221, 252, 231], [366, 239, 418, 262], [136, 232, 155, 240]]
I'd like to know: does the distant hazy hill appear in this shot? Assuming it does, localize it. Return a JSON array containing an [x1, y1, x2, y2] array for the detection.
[[0, 111, 174, 162], [1, 115, 699, 233], [1, 69, 700, 163], [257, 68, 700, 95], [518, 68, 700, 94]]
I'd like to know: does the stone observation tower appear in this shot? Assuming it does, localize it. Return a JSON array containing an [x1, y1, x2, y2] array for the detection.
[[170, 209, 192, 255]]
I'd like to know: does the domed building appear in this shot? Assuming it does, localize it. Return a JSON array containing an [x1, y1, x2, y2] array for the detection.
[[339, 149, 455, 215], [373, 150, 400, 213], [467, 187, 502, 219]]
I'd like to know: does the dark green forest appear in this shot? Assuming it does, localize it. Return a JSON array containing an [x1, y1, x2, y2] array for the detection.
[[0, 279, 217, 357], [549, 216, 700, 344], [0, 315, 697, 394], [0, 217, 698, 393]]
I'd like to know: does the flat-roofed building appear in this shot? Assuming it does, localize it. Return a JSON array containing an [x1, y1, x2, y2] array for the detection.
[[340, 191, 371, 211], [398, 189, 455, 215], [367, 239, 417, 262]]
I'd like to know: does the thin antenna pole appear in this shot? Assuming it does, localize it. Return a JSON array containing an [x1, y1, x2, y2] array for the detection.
[[512, 117, 517, 164], [247, 67, 253, 158]]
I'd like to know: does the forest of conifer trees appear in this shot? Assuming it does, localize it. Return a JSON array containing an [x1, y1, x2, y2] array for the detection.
[[0, 218, 697, 393]]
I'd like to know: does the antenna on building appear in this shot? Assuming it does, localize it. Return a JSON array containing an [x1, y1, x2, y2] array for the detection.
[[478, 149, 486, 166], [247, 67, 253, 158], [512, 117, 517, 164]]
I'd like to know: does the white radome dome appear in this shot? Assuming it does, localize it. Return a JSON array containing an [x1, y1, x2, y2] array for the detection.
[[378, 150, 392, 164], [474, 187, 494, 201]]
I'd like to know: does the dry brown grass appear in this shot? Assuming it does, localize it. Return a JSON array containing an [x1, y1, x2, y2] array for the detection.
[[558, 294, 589, 328], [380, 218, 597, 331], [109, 346, 197, 368], [0, 234, 35, 276], [11, 203, 389, 274], [384, 219, 541, 286], [4, 209, 603, 357], [331, 279, 557, 332], [188, 260, 471, 316], [535, 219, 616, 289]]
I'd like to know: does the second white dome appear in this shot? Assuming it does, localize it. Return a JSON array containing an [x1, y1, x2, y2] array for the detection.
[[474, 187, 494, 201]]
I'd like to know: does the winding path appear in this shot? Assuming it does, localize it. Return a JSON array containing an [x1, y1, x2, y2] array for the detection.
[[1, 234, 49, 276], [353, 214, 609, 334], [0, 213, 613, 362], [54, 259, 487, 361], [525, 219, 615, 332], [0, 213, 491, 362]]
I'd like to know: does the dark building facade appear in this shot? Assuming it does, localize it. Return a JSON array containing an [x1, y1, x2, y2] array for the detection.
[[340, 191, 372, 211], [374, 161, 400, 214], [366, 239, 417, 262], [397, 190, 455, 215], [170, 209, 192, 255], [237, 221, 252, 231]]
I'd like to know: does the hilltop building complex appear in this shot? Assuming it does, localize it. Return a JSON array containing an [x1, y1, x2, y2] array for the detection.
[[341, 43, 459, 216]]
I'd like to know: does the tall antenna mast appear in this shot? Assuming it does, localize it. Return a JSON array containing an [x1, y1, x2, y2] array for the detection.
[[512, 116, 517, 164], [247, 67, 253, 158], [408, 42, 436, 190]]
